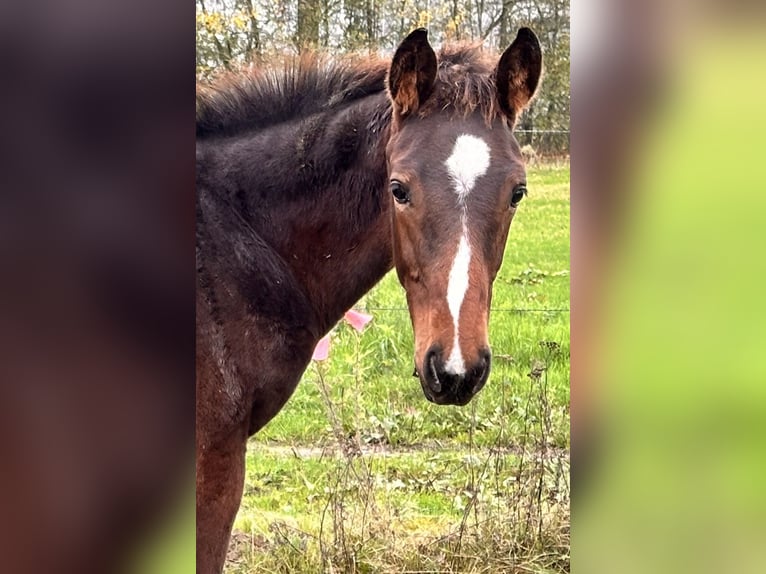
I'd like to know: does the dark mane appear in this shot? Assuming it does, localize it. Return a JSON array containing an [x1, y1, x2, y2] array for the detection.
[[196, 53, 389, 138], [196, 43, 504, 138]]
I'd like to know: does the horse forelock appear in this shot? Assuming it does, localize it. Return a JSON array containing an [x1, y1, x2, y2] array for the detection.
[[420, 43, 506, 125]]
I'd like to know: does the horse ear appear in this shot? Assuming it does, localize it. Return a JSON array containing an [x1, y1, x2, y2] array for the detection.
[[496, 27, 542, 123], [388, 28, 437, 117]]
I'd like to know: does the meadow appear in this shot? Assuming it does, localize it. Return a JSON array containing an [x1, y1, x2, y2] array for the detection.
[[226, 163, 570, 573]]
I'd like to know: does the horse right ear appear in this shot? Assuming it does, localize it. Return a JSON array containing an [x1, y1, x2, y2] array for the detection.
[[496, 27, 542, 124], [388, 28, 437, 117]]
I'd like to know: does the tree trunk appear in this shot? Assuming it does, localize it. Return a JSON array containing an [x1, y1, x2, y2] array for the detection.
[[296, 0, 321, 52], [244, 0, 261, 56], [499, 1, 513, 48]]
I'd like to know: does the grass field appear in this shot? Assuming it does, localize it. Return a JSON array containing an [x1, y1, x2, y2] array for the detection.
[[226, 163, 570, 573]]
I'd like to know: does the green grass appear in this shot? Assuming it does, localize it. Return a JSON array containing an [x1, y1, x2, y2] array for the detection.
[[229, 163, 570, 573]]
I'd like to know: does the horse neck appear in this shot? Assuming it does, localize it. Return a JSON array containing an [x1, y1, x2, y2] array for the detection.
[[251, 95, 394, 336]]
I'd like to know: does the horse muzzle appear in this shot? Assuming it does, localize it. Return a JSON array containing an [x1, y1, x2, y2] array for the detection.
[[417, 345, 491, 406]]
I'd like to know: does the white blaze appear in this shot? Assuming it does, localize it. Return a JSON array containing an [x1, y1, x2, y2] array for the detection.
[[445, 134, 491, 203], [444, 229, 472, 374], [443, 135, 490, 375]]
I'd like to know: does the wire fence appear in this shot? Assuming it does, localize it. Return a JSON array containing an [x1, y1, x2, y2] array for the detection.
[[514, 129, 570, 158], [363, 306, 569, 313]]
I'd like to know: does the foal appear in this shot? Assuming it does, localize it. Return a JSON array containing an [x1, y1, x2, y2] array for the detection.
[[196, 28, 541, 572]]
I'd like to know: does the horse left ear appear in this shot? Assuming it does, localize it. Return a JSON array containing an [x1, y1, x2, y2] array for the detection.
[[388, 28, 437, 117], [496, 27, 543, 123]]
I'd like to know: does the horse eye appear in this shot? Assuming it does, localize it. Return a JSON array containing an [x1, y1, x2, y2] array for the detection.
[[511, 184, 527, 207], [390, 180, 410, 204]]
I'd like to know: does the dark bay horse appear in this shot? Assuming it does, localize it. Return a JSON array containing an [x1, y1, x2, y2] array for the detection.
[[196, 28, 542, 572]]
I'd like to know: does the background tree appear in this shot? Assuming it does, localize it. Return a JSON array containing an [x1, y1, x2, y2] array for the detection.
[[296, 0, 321, 50]]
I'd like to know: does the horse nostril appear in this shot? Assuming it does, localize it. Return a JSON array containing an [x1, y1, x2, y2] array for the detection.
[[470, 348, 492, 394], [424, 346, 442, 393], [429, 354, 442, 393], [479, 348, 491, 371]]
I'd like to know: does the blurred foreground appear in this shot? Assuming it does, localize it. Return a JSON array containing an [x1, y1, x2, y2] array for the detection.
[[0, 0, 194, 572], [573, 1, 766, 572]]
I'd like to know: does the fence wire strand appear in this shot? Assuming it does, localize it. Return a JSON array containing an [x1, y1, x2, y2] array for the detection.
[[361, 307, 569, 313]]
